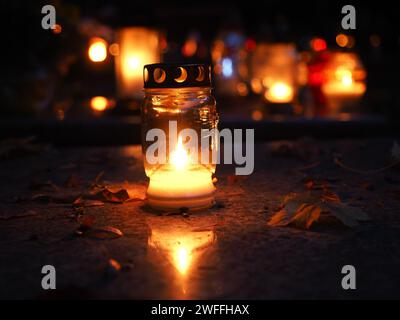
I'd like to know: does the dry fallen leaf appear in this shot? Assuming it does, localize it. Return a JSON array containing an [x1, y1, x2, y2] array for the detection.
[[91, 187, 130, 203], [106, 259, 121, 278], [268, 191, 370, 229], [82, 226, 123, 239]]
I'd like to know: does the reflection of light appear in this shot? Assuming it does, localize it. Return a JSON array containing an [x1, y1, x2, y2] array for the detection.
[[222, 58, 233, 78], [174, 247, 191, 275], [336, 34, 349, 48], [170, 136, 190, 171], [311, 38, 327, 52], [88, 37, 107, 62], [265, 82, 294, 103]]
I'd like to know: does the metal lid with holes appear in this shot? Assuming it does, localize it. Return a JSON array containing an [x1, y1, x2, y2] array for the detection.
[[143, 63, 212, 88]]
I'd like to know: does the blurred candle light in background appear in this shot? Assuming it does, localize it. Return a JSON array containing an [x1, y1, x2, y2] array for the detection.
[[88, 37, 108, 62], [321, 52, 367, 113], [115, 27, 161, 100], [310, 37, 327, 52], [90, 96, 115, 113], [251, 43, 299, 104], [211, 31, 249, 97]]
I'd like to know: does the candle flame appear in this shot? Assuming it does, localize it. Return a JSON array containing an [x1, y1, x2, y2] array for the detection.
[[265, 82, 294, 103], [336, 68, 353, 87], [170, 136, 190, 171], [88, 37, 108, 62]]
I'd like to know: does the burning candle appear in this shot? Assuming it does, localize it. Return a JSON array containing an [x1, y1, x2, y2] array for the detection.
[[321, 52, 366, 112], [115, 27, 161, 100], [88, 37, 108, 62], [251, 43, 299, 104], [141, 64, 218, 211], [264, 81, 294, 103]]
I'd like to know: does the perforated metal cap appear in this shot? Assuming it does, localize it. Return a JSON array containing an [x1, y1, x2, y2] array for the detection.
[[143, 63, 212, 88]]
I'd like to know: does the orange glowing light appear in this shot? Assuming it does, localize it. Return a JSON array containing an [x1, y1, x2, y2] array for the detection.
[[90, 96, 109, 111], [236, 82, 249, 96], [311, 38, 327, 52], [182, 38, 197, 57], [88, 37, 108, 62], [52, 24, 62, 34], [109, 43, 119, 56], [336, 34, 349, 48], [148, 226, 215, 276], [345, 35, 355, 48], [265, 82, 294, 103], [251, 110, 263, 121]]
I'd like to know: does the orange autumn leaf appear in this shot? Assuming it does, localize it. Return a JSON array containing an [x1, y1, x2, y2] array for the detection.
[[268, 191, 369, 229]]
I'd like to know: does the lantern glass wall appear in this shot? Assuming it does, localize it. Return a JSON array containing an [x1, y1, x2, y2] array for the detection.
[[251, 43, 299, 103], [115, 27, 161, 100], [141, 64, 218, 211], [321, 52, 366, 113]]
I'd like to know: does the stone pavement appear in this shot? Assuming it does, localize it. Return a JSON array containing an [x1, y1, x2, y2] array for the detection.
[[1, 139, 400, 299]]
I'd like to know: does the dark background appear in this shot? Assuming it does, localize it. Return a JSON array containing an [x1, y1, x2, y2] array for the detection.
[[1, 0, 399, 117]]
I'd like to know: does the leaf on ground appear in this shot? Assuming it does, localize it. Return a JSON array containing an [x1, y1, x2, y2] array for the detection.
[[31, 189, 82, 204], [105, 259, 121, 278], [91, 187, 130, 203], [268, 191, 370, 229], [84, 226, 124, 239]]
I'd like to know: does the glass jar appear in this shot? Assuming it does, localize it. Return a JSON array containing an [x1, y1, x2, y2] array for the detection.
[[141, 64, 218, 211]]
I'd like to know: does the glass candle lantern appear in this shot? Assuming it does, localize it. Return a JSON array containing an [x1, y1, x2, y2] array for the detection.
[[115, 27, 161, 100], [321, 52, 366, 113], [251, 43, 299, 103], [141, 64, 218, 211]]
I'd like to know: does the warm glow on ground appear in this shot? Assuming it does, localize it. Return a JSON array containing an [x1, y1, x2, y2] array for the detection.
[[148, 226, 215, 276], [88, 38, 108, 62]]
